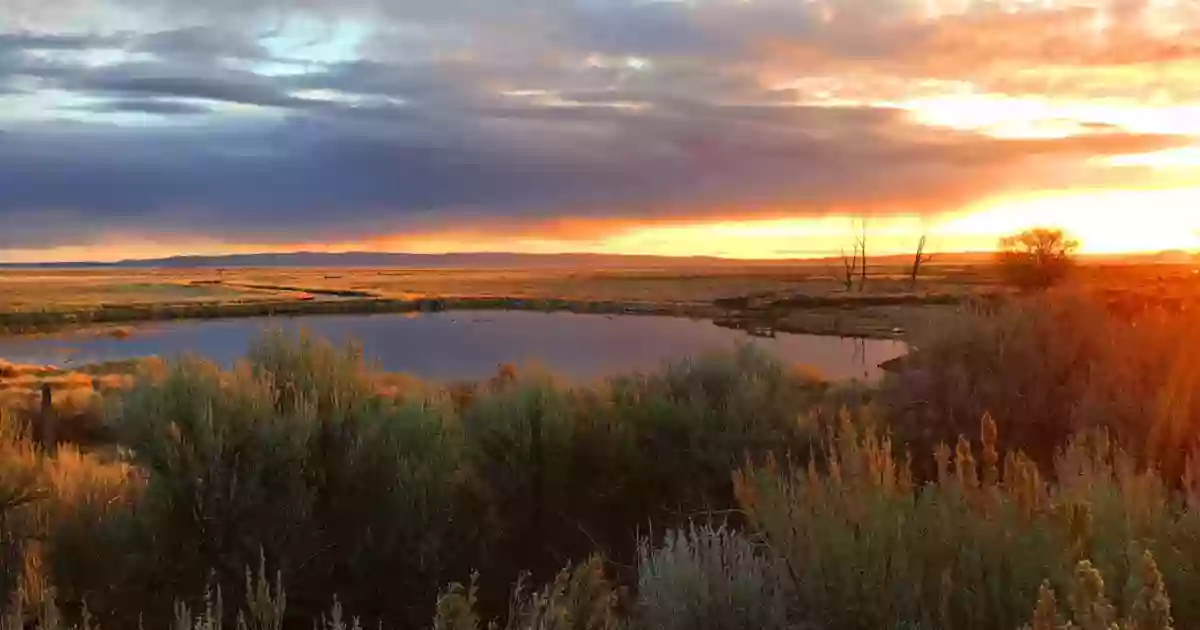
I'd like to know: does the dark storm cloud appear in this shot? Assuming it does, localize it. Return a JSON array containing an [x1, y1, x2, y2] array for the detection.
[[293, 60, 495, 107], [564, 1, 743, 59], [133, 26, 270, 61], [0, 0, 1195, 253], [71, 98, 216, 114], [0, 94, 1181, 248], [76, 68, 308, 108], [0, 32, 127, 52]]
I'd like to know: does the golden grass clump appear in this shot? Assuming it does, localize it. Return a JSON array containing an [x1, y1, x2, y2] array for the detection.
[[1021, 553, 1174, 630], [734, 413, 1200, 630], [883, 290, 1200, 475]]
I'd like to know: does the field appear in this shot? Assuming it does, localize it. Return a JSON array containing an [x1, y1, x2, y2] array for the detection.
[[3, 258, 1200, 629], [2, 288, 1200, 630], [3, 258, 1195, 340]]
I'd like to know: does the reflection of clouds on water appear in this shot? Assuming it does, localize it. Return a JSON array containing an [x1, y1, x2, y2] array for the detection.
[[0, 312, 907, 382]]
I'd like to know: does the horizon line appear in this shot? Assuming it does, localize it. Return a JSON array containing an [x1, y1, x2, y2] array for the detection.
[[1, 247, 1196, 268]]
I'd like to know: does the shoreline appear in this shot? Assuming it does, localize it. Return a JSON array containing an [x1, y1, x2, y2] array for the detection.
[[0, 293, 967, 341]]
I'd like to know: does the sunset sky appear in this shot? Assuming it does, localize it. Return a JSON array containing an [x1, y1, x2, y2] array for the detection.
[[2, 0, 1200, 262]]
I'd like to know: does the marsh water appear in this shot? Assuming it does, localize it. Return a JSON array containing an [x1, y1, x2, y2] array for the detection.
[[0, 311, 906, 382]]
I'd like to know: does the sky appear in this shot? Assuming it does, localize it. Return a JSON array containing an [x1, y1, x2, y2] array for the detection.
[[2, 0, 1200, 262]]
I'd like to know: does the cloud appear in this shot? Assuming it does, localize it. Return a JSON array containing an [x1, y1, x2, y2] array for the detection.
[[133, 26, 270, 61], [0, 96, 1180, 248], [0, 32, 126, 51], [0, 0, 1197, 255], [70, 97, 215, 114]]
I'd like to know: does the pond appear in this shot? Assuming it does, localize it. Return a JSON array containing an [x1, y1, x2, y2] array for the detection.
[[0, 311, 907, 382]]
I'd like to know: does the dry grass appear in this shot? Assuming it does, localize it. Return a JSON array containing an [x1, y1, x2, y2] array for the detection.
[[1, 259, 1195, 339], [0, 359, 145, 452], [883, 288, 1200, 474], [0, 264, 975, 314]]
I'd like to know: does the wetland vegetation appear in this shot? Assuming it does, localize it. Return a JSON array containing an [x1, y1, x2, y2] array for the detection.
[[1, 274, 1199, 629]]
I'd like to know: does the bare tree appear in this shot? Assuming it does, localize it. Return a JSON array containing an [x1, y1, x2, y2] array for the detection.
[[855, 219, 869, 292], [910, 235, 933, 290], [839, 245, 859, 291]]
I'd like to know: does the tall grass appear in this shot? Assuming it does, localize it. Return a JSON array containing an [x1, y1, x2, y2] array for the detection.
[[733, 414, 1195, 630], [0, 412, 41, 606], [884, 290, 1200, 471], [632, 525, 790, 630]]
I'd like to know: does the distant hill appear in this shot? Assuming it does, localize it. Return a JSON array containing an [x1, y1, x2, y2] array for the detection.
[[1083, 250, 1199, 264], [0, 251, 776, 269], [1, 249, 1189, 270]]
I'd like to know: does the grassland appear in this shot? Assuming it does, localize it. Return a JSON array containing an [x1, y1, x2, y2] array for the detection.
[[2, 259, 1196, 342]]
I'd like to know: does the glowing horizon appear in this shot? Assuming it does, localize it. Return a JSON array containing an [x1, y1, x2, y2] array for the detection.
[[4, 200, 1199, 264]]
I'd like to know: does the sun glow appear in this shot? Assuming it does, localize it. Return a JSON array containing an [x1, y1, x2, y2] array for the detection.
[[584, 190, 1200, 258], [902, 93, 1200, 139], [948, 188, 1200, 254]]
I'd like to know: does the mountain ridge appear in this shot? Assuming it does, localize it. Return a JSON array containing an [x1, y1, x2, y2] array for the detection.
[[0, 250, 1191, 269]]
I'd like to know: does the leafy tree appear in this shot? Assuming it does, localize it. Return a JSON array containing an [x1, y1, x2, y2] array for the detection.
[[997, 228, 1079, 289]]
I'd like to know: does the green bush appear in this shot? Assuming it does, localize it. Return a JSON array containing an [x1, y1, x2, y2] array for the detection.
[[246, 330, 376, 416], [605, 345, 825, 514], [455, 346, 824, 614], [102, 337, 462, 627], [46, 335, 825, 628], [111, 358, 317, 622]]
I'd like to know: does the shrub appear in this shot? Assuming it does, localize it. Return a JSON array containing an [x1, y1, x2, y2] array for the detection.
[[450, 346, 826, 616], [246, 330, 376, 416], [997, 228, 1079, 290], [39, 446, 141, 624], [1021, 553, 1175, 630], [433, 556, 621, 630], [105, 336, 462, 627], [605, 345, 825, 512], [110, 358, 316, 623], [734, 414, 1200, 630], [883, 291, 1200, 471], [0, 335, 837, 629], [21, 322, 1200, 630], [631, 524, 791, 630]]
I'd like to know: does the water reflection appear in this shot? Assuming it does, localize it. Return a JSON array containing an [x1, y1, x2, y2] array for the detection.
[[0, 311, 907, 382]]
